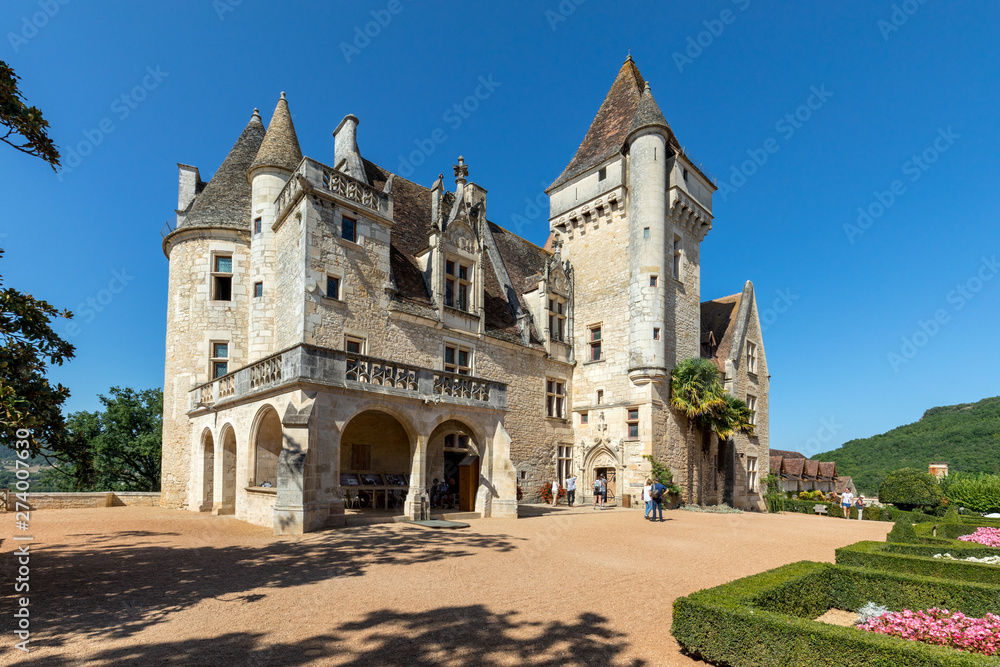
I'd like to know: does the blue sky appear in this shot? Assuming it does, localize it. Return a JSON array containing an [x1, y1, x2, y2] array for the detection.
[[3, 1, 998, 456]]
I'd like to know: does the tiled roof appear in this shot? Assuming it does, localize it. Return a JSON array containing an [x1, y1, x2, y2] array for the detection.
[[182, 110, 265, 230], [627, 83, 675, 142], [818, 461, 837, 480], [802, 459, 820, 479], [835, 476, 855, 494], [548, 57, 646, 191], [770, 449, 806, 459], [700, 293, 741, 371], [781, 458, 805, 479], [249, 93, 302, 176]]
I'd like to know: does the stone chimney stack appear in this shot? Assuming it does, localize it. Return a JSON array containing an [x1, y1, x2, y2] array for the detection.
[[333, 114, 369, 184]]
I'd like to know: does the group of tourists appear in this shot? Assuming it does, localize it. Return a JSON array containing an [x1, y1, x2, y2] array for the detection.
[[642, 479, 668, 521], [838, 489, 867, 520], [548, 473, 611, 509], [429, 477, 457, 509]]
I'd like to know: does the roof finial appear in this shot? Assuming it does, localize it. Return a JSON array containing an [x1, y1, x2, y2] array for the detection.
[[251, 108, 261, 121], [280, 91, 286, 100], [626, 47, 632, 63], [454, 156, 468, 187]]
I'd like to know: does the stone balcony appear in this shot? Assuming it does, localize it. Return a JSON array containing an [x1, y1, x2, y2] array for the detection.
[[273, 157, 392, 225], [189, 344, 507, 414]]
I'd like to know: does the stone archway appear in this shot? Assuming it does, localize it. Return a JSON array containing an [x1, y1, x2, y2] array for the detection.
[[218, 424, 237, 514], [426, 419, 481, 513], [340, 410, 412, 512], [252, 407, 282, 488], [199, 429, 214, 512], [584, 445, 621, 505]]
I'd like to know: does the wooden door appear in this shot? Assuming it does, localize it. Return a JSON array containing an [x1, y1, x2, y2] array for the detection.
[[458, 455, 480, 512], [605, 468, 617, 502]]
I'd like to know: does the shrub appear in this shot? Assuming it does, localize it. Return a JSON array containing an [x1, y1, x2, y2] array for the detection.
[[836, 541, 1000, 586], [672, 561, 1000, 666], [944, 505, 960, 524], [879, 468, 943, 511], [945, 473, 1000, 514], [887, 517, 919, 544]]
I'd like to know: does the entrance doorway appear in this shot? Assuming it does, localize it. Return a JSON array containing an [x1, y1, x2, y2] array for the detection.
[[596, 467, 617, 504], [428, 421, 480, 513]]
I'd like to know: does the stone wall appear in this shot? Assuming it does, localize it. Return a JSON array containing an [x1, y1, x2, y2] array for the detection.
[[8, 492, 160, 511], [729, 293, 769, 511]]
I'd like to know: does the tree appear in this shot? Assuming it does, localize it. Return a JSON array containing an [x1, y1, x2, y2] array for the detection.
[[0, 248, 75, 457], [669, 357, 755, 505], [878, 467, 943, 511], [1, 60, 59, 169], [89, 387, 163, 491]]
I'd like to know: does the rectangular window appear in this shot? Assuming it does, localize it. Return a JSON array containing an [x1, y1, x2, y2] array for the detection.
[[548, 296, 566, 342], [673, 235, 683, 280], [683, 168, 689, 182], [211, 342, 229, 379], [598, 167, 607, 181], [341, 217, 356, 243], [650, 275, 657, 287], [444, 344, 471, 375], [212, 255, 232, 301], [588, 325, 602, 361], [557, 445, 572, 483], [643, 227, 650, 239], [746, 341, 758, 374], [747, 455, 759, 493], [746, 394, 757, 426], [596, 389, 604, 405], [653, 327, 660, 340], [253, 281, 263, 298], [546, 378, 566, 419], [580, 411, 589, 425], [254, 217, 262, 235], [626, 408, 639, 439], [351, 444, 372, 471], [345, 335, 365, 355], [445, 259, 472, 311], [326, 275, 340, 300]]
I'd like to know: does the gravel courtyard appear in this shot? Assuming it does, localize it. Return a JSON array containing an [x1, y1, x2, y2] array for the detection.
[[3, 505, 890, 666]]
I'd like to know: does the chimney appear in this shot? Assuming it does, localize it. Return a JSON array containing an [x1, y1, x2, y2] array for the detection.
[[333, 114, 369, 184]]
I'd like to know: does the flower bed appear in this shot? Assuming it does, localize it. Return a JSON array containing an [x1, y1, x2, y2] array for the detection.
[[858, 608, 1000, 657], [672, 561, 1000, 666], [959, 527, 1000, 548], [935, 553, 1000, 565], [836, 541, 1000, 586]]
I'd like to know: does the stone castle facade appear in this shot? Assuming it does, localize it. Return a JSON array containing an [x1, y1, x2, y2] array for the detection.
[[160, 58, 769, 534]]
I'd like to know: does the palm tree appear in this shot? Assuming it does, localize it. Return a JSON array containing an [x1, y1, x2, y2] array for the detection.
[[670, 358, 727, 504], [670, 358, 756, 505]]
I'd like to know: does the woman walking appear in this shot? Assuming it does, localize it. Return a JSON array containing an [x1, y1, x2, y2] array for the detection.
[[642, 479, 653, 520]]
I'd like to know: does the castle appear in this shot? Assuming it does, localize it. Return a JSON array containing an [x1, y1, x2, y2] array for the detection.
[[160, 58, 769, 534]]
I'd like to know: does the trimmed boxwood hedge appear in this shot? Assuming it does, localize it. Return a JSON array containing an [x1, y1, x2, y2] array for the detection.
[[780, 499, 891, 521], [836, 540, 1000, 586], [914, 520, 994, 541], [672, 561, 1000, 666]]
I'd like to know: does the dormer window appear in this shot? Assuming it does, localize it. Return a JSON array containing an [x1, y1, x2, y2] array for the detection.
[[445, 259, 471, 311], [548, 295, 566, 342]]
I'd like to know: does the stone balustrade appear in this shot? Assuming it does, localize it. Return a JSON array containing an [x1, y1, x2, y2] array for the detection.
[[190, 344, 506, 412], [273, 158, 391, 223]]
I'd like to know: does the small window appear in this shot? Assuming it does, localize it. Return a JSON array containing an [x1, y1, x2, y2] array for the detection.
[[746, 341, 758, 374], [341, 217, 356, 243], [326, 275, 340, 300], [444, 344, 472, 375], [580, 411, 589, 425], [653, 327, 660, 340], [673, 235, 683, 280], [345, 335, 365, 355], [598, 167, 607, 181], [596, 389, 604, 405], [253, 217, 262, 235], [643, 227, 650, 239], [253, 282, 263, 298], [212, 255, 232, 301], [746, 394, 757, 426], [210, 342, 229, 379], [557, 445, 573, 482], [626, 408, 639, 439], [683, 168, 689, 182], [650, 275, 657, 287], [445, 259, 472, 311], [747, 455, 759, 493], [546, 378, 566, 419], [588, 325, 602, 361], [548, 295, 566, 342]]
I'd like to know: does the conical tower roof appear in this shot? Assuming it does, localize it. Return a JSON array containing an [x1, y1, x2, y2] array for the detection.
[[548, 57, 646, 191], [182, 109, 265, 229], [249, 92, 302, 178], [627, 82, 675, 143]]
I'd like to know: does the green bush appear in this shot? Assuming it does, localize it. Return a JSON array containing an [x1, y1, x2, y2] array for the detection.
[[887, 517, 919, 543], [879, 468, 943, 511], [836, 541, 1000, 586], [672, 561, 1000, 666], [943, 505, 960, 523], [945, 473, 1000, 514]]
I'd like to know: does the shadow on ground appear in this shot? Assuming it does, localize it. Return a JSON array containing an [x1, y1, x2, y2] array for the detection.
[[19, 524, 527, 647], [13, 606, 644, 666]]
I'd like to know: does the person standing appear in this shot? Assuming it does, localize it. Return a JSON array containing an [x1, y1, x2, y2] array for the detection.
[[642, 479, 653, 519], [593, 475, 603, 509], [855, 494, 865, 521], [551, 479, 560, 506], [650, 478, 667, 521], [841, 489, 854, 519], [565, 473, 577, 507]]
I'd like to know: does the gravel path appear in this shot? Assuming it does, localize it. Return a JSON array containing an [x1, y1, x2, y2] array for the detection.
[[2, 505, 889, 666]]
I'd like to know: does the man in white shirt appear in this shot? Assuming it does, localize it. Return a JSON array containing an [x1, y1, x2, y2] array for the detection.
[[565, 474, 577, 507], [841, 490, 854, 519]]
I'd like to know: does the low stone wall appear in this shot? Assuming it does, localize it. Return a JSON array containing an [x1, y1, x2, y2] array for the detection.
[[3, 491, 161, 511]]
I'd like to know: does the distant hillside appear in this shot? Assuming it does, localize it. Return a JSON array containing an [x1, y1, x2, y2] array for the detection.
[[812, 396, 1000, 495]]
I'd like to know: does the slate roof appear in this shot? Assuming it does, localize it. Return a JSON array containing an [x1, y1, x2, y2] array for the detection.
[[700, 293, 741, 371], [181, 110, 265, 230], [249, 93, 302, 176], [770, 449, 806, 459], [627, 83, 675, 142]]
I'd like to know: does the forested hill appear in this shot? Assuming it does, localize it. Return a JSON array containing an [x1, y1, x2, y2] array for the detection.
[[812, 396, 1000, 494]]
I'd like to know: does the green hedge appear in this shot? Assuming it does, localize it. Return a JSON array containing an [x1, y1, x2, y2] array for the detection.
[[913, 520, 995, 541], [779, 499, 890, 521], [672, 561, 1000, 666], [836, 541, 1000, 586]]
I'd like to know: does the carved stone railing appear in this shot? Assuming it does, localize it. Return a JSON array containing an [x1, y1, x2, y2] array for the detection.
[[320, 167, 382, 213], [433, 370, 491, 402], [272, 158, 392, 224], [189, 344, 505, 412], [346, 354, 419, 391], [273, 172, 303, 220]]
